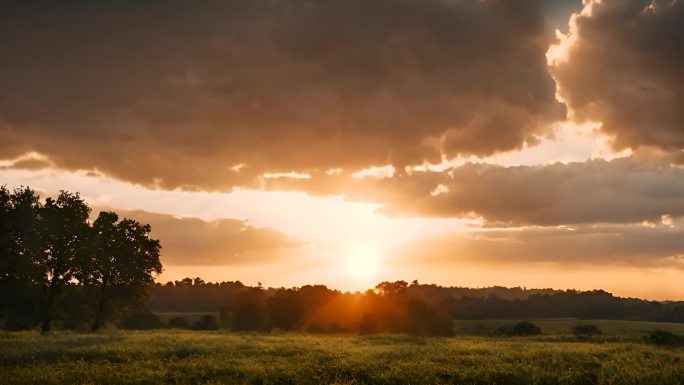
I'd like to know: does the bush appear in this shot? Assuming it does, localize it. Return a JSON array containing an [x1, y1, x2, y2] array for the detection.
[[168, 316, 190, 329], [573, 324, 602, 337], [647, 330, 684, 346], [497, 321, 542, 336], [119, 310, 164, 330], [193, 315, 219, 330]]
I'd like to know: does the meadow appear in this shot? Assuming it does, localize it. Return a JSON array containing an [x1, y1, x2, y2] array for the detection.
[[452, 318, 684, 338], [1, 319, 684, 385]]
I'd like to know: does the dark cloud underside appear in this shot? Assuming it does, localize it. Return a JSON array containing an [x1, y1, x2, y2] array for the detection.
[[551, 0, 684, 153], [0, 0, 562, 189]]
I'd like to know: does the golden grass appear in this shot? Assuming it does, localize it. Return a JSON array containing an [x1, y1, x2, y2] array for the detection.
[[1, 322, 683, 384]]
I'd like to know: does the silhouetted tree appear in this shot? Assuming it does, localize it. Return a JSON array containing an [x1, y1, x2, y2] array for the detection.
[[406, 299, 454, 337], [664, 306, 684, 323], [0, 187, 36, 283], [37, 191, 91, 333], [376, 281, 408, 296], [0, 187, 43, 329], [0, 187, 164, 332], [225, 288, 267, 331], [86, 211, 162, 331], [267, 289, 304, 330]]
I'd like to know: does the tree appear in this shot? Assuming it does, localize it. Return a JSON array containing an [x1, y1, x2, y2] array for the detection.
[[87, 211, 162, 331], [0, 186, 13, 283], [0, 187, 42, 284], [406, 299, 455, 337], [1, 187, 165, 332], [375, 281, 408, 296], [37, 191, 91, 333], [0, 187, 44, 329], [225, 288, 267, 331], [267, 289, 304, 330]]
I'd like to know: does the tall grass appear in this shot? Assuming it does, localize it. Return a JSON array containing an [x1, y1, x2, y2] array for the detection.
[[1, 328, 683, 384]]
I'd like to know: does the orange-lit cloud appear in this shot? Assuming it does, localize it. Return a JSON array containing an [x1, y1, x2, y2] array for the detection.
[[267, 157, 684, 226], [110, 210, 305, 266], [396, 223, 684, 270]]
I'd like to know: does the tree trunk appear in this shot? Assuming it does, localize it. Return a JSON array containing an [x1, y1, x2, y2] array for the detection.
[[41, 277, 58, 334], [91, 278, 108, 332]]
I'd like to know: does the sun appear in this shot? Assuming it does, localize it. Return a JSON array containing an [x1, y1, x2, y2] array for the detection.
[[346, 249, 381, 280]]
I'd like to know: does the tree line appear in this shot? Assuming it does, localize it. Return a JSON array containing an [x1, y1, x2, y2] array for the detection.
[[150, 280, 455, 336], [148, 279, 684, 335], [0, 186, 161, 332]]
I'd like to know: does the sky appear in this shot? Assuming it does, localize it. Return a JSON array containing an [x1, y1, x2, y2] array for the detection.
[[1, 0, 684, 300]]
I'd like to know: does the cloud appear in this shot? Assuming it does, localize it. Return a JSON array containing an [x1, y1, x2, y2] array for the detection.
[[0, 0, 563, 190], [267, 157, 684, 226], [107, 210, 305, 266], [550, 0, 684, 153], [0, 156, 53, 171], [397, 223, 684, 270]]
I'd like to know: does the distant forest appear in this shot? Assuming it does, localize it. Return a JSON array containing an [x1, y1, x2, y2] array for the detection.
[[2, 186, 683, 335], [149, 279, 684, 335]]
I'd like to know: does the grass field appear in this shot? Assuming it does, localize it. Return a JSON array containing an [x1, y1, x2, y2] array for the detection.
[[156, 312, 220, 325], [1, 320, 683, 384], [453, 318, 684, 339]]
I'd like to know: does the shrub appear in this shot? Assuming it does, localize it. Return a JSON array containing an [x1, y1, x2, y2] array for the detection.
[[119, 310, 164, 330], [168, 316, 190, 329], [193, 315, 219, 330], [647, 330, 684, 346], [573, 324, 602, 337], [497, 321, 542, 336]]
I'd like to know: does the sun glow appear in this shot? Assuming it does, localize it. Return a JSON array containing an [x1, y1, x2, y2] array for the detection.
[[346, 249, 381, 280]]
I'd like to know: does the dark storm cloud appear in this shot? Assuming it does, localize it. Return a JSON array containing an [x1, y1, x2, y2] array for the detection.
[[550, 0, 684, 153], [112, 210, 304, 265], [267, 158, 684, 226], [397, 223, 684, 269], [0, 0, 563, 189]]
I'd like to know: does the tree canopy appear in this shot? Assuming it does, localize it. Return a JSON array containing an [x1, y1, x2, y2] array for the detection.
[[0, 186, 162, 332]]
